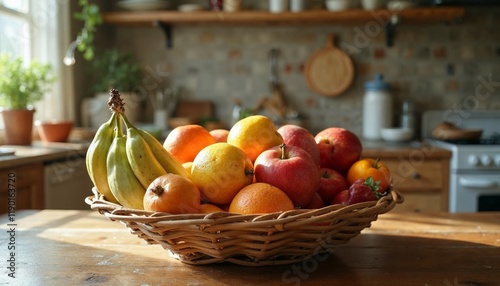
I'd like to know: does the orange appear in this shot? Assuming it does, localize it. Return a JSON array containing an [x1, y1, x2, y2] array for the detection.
[[143, 174, 201, 214], [200, 203, 224, 214], [209, 129, 229, 143], [227, 115, 283, 162], [191, 143, 254, 205], [163, 125, 216, 164], [228, 183, 295, 214], [347, 158, 392, 192]]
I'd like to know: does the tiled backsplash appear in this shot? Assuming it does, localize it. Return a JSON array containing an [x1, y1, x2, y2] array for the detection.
[[114, 6, 500, 136]]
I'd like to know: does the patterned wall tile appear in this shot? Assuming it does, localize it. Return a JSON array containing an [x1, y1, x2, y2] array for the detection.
[[114, 7, 500, 133]]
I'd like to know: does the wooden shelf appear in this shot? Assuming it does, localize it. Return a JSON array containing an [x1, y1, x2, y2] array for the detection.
[[102, 7, 465, 26], [102, 7, 464, 48]]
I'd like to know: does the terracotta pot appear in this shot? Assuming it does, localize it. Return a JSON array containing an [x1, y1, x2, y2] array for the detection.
[[36, 120, 73, 142], [1, 109, 35, 145]]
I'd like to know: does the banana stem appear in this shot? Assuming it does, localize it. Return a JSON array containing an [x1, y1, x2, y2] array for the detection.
[[121, 111, 133, 129], [115, 113, 124, 137], [110, 111, 118, 126]]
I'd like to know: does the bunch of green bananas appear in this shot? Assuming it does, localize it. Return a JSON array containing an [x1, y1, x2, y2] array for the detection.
[[86, 90, 190, 209]]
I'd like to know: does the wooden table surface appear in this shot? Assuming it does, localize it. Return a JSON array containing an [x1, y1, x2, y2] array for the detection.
[[1, 210, 499, 285]]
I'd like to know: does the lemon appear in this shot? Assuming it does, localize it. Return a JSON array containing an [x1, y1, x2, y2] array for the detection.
[[191, 143, 254, 205], [227, 115, 284, 162]]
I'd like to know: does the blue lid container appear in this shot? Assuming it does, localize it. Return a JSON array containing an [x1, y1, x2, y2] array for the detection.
[[364, 74, 391, 91]]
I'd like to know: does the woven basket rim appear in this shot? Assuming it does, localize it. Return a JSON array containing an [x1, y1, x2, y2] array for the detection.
[[85, 187, 404, 225]]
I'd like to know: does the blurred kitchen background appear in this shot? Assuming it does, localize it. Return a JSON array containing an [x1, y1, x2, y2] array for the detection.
[[1, 0, 500, 213], [0, 0, 498, 138], [72, 0, 500, 137]]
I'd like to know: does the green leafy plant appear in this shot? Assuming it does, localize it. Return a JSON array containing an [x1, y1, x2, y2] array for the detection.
[[74, 0, 102, 61], [0, 53, 57, 110], [90, 49, 142, 94]]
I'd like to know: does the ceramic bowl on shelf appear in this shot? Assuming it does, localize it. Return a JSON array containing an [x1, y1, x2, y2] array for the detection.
[[325, 0, 352, 11], [178, 4, 203, 12], [387, 0, 417, 10], [117, 0, 171, 11], [380, 127, 414, 142], [36, 120, 73, 143], [361, 0, 386, 10]]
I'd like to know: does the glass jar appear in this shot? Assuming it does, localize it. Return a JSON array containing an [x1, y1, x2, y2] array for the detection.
[[400, 100, 416, 138]]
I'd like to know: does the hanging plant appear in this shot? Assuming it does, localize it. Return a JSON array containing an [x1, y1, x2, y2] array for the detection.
[[72, 0, 102, 61]]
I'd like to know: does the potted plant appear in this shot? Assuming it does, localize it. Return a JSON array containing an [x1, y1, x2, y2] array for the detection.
[[0, 53, 56, 145], [83, 48, 143, 127], [90, 48, 142, 94]]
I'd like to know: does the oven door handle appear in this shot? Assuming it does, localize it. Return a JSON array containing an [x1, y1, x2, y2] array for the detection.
[[459, 177, 497, 189]]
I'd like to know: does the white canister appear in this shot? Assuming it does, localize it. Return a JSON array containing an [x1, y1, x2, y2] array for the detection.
[[362, 74, 393, 140], [269, 0, 289, 13], [154, 109, 168, 131], [290, 0, 305, 12]]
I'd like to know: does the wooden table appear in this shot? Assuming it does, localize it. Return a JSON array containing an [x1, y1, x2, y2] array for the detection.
[[1, 210, 499, 285]]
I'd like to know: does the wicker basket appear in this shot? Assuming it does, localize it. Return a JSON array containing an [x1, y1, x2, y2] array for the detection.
[[86, 187, 403, 266]]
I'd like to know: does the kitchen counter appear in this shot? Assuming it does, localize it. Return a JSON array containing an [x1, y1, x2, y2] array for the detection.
[[361, 139, 452, 159], [1, 210, 498, 285], [0, 141, 90, 168]]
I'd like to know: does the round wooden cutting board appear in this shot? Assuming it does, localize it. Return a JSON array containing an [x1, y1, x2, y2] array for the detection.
[[304, 35, 354, 97]]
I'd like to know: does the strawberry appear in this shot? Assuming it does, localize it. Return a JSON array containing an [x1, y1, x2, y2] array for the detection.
[[347, 176, 382, 205]]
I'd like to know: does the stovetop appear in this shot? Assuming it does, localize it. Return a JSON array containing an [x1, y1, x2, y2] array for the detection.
[[478, 133, 500, 145], [437, 133, 500, 146], [433, 139, 500, 171], [422, 110, 500, 171], [422, 110, 500, 141]]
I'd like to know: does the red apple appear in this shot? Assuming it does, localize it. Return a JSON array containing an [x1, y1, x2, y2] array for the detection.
[[331, 189, 349, 206], [304, 192, 325, 209], [315, 127, 362, 173], [254, 144, 321, 207], [277, 124, 321, 166], [317, 168, 348, 204]]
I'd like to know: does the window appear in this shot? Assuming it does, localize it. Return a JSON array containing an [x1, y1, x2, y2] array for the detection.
[[0, 0, 30, 59], [0, 0, 74, 126]]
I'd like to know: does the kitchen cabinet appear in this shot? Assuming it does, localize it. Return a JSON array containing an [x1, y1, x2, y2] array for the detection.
[[0, 162, 44, 214], [0, 143, 92, 213], [362, 144, 451, 213], [381, 158, 449, 212]]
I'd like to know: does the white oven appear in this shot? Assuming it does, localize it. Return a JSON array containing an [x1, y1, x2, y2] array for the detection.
[[423, 110, 500, 213], [450, 173, 500, 212]]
